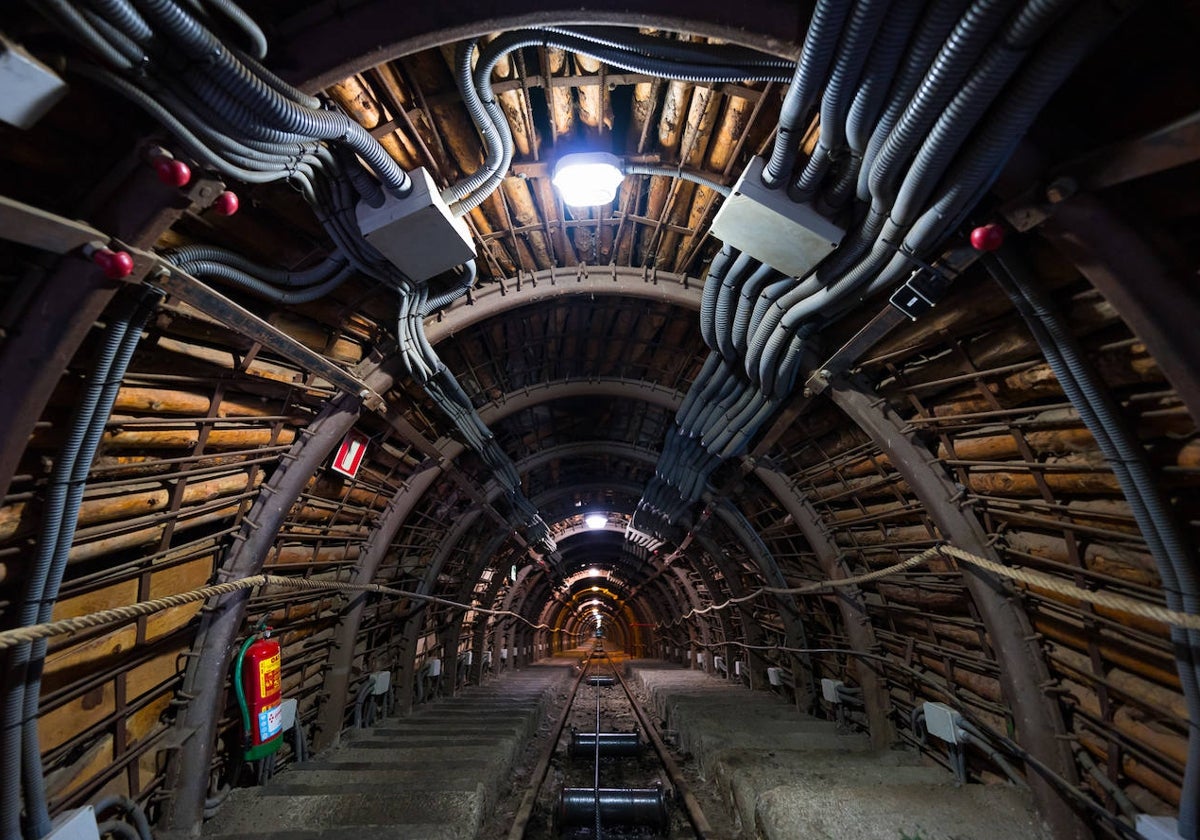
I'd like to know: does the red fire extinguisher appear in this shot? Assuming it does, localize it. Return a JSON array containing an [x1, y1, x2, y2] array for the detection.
[[235, 626, 284, 761]]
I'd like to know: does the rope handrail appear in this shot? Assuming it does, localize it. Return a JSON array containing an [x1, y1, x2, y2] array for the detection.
[[661, 544, 1200, 630], [0, 574, 556, 651], [3, 542, 1198, 652]]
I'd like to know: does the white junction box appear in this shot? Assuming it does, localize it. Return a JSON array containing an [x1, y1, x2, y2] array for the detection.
[[278, 697, 298, 732], [821, 678, 844, 703], [0, 35, 69, 129], [369, 670, 391, 694], [923, 701, 963, 745], [1136, 815, 1184, 840], [356, 167, 476, 281], [45, 807, 99, 840], [766, 666, 785, 687], [710, 156, 844, 279]]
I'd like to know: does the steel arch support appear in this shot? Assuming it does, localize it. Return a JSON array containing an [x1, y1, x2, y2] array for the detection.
[[160, 389, 371, 835], [750, 466, 895, 748], [830, 377, 1085, 840], [274, 0, 807, 92], [425, 267, 703, 344]]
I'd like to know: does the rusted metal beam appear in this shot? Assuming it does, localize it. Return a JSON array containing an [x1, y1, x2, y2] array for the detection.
[[425, 265, 702, 341], [159, 388, 375, 835], [0, 167, 193, 504], [829, 376, 1087, 840], [273, 0, 807, 92], [1040, 194, 1200, 426], [749, 465, 895, 748]]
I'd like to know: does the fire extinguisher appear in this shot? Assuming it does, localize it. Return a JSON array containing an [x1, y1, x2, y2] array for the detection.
[[235, 624, 284, 761]]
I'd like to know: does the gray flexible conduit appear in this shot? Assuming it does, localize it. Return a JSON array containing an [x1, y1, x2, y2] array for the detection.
[[985, 246, 1199, 839]]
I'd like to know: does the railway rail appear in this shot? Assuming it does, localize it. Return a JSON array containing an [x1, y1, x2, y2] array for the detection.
[[508, 645, 716, 839]]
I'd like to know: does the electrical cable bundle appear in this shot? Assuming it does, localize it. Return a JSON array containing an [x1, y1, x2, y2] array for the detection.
[[30, 0, 559, 555], [624, 0, 1130, 544]]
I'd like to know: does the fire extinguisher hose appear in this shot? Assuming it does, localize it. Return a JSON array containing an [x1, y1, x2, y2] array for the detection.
[[233, 634, 256, 739]]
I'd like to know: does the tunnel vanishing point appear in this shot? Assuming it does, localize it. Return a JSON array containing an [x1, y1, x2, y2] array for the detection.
[[1, 1, 1199, 839]]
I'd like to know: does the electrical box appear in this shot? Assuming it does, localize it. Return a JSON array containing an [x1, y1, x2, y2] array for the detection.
[[278, 697, 298, 732], [0, 35, 68, 129], [923, 701, 963, 745], [766, 666, 785, 687], [356, 167, 476, 282], [713, 655, 725, 673], [45, 808, 99, 840], [370, 670, 391, 694], [889, 267, 949, 320], [463, 650, 473, 666], [1136, 816, 1183, 840], [734, 660, 744, 677], [427, 658, 442, 677], [821, 678, 845, 703], [710, 156, 844, 279]]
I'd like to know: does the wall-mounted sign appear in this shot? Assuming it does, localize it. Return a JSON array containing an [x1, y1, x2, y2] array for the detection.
[[330, 430, 369, 478]]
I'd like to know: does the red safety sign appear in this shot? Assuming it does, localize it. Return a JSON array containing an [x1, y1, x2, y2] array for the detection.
[[331, 430, 369, 478]]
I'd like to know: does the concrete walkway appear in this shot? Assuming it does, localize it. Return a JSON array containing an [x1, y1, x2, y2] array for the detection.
[[627, 660, 1052, 840], [202, 661, 572, 840]]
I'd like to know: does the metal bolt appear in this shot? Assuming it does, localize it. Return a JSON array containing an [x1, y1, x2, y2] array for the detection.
[[1045, 176, 1077, 204]]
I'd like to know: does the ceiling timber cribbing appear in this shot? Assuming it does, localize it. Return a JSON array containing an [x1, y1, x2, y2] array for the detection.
[[2, 1, 1199, 837]]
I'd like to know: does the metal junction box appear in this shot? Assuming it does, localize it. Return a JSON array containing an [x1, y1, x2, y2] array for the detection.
[[356, 167, 476, 282], [710, 156, 844, 279], [922, 701, 963, 744], [0, 35, 69, 129]]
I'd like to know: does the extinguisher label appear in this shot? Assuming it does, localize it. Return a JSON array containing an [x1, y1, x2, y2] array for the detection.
[[258, 703, 283, 741], [259, 652, 281, 697]]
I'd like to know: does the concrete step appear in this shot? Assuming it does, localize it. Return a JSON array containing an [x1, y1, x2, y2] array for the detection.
[[201, 661, 573, 840], [625, 661, 1052, 840]]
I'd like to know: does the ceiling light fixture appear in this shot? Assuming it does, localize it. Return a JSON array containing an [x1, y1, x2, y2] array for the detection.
[[552, 152, 624, 207], [585, 513, 608, 530]]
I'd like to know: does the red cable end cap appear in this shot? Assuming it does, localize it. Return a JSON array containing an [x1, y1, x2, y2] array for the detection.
[[213, 190, 240, 216], [970, 223, 1005, 252], [153, 156, 192, 188], [93, 249, 135, 279]]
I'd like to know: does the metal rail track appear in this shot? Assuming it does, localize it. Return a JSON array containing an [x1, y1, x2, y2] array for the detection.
[[507, 646, 716, 839]]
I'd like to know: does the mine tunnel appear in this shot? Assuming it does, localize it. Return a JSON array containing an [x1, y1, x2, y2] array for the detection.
[[1, 1, 1198, 839]]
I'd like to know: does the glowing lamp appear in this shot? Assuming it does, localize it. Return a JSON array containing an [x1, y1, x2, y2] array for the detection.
[[552, 153, 624, 207], [585, 513, 607, 530]]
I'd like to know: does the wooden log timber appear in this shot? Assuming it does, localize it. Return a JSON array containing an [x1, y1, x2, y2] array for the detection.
[[268, 544, 362, 566], [806, 471, 911, 503], [99, 424, 297, 451], [881, 295, 1120, 396], [327, 76, 417, 170], [658, 87, 719, 264], [1000, 530, 1158, 587], [532, 175, 578, 265], [1062, 677, 1187, 768], [1078, 731, 1181, 807], [963, 456, 1124, 497], [66, 503, 242, 565], [369, 62, 438, 172], [113, 387, 283, 418], [0, 470, 260, 542], [500, 177, 554, 269], [929, 341, 1164, 418], [545, 48, 575, 142], [1048, 642, 1188, 722], [1034, 613, 1179, 689], [573, 53, 613, 138]]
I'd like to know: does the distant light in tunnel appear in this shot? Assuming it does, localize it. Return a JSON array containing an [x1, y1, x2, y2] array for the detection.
[[585, 513, 607, 529]]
